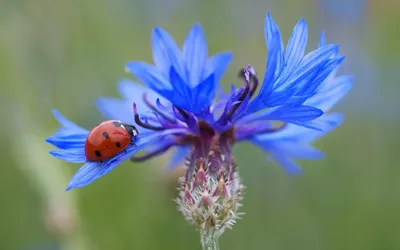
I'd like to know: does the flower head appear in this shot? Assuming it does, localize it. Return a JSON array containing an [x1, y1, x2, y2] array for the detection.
[[47, 12, 352, 247], [47, 12, 352, 199]]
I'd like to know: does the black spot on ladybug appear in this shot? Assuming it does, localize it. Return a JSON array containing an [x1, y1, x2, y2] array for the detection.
[[94, 150, 102, 157], [113, 121, 122, 127], [102, 132, 109, 138], [116, 142, 121, 148]]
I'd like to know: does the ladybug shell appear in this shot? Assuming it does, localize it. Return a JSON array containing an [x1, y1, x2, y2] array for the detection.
[[85, 120, 132, 162]]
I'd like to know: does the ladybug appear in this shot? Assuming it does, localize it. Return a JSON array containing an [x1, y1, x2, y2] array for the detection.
[[84, 120, 139, 162]]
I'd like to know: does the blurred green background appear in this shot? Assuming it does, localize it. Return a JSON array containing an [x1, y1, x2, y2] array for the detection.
[[1, 0, 400, 249]]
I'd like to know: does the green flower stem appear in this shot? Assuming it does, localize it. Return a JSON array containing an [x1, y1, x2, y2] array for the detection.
[[200, 229, 220, 250]]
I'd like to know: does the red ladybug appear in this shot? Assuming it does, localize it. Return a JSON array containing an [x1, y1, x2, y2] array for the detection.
[[84, 120, 139, 162]]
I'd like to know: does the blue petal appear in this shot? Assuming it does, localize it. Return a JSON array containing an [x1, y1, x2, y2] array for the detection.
[[254, 113, 344, 143], [65, 162, 101, 190], [251, 105, 323, 123], [51, 109, 78, 129], [243, 32, 280, 115], [167, 146, 191, 171], [306, 75, 354, 112], [274, 105, 324, 122], [300, 113, 344, 141], [168, 66, 192, 109], [283, 18, 308, 80], [297, 56, 345, 96], [192, 73, 215, 112], [183, 23, 208, 87], [96, 98, 134, 124], [260, 33, 281, 99], [66, 145, 142, 191], [271, 58, 342, 107], [203, 52, 232, 85], [251, 136, 304, 175], [117, 79, 147, 103], [280, 105, 324, 122], [278, 65, 322, 96], [117, 79, 170, 112], [264, 12, 284, 78], [46, 134, 87, 149], [275, 44, 339, 91], [125, 61, 172, 94], [270, 142, 324, 159], [269, 153, 302, 175], [298, 113, 344, 141], [51, 109, 88, 135], [152, 27, 184, 76], [248, 115, 338, 174], [50, 148, 86, 163], [318, 31, 326, 47], [318, 72, 353, 92], [292, 44, 339, 78], [251, 138, 324, 175], [268, 91, 296, 107], [317, 31, 339, 59]]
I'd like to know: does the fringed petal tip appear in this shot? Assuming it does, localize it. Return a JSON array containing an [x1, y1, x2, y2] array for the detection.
[[49, 109, 89, 135], [64, 161, 101, 191], [49, 148, 87, 163], [266, 154, 303, 176]]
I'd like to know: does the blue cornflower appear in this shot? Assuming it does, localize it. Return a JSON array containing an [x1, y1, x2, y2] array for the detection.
[[47, 12, 352, 192]]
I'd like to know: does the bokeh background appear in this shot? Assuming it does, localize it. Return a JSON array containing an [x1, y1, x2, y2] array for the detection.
[[1, 0, 400, 249]]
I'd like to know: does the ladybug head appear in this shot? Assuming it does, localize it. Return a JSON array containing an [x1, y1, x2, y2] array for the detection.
[[123, 123, 139, 138]]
